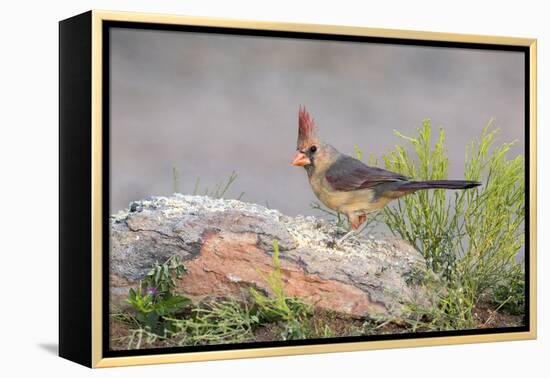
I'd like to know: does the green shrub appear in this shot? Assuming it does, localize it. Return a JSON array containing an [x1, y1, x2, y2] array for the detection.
[[371, 120, 456, 277], [372, 119, 525, 327]]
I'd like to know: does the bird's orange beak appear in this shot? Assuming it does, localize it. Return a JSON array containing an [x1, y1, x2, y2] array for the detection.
[[291, 151, 311, 166]]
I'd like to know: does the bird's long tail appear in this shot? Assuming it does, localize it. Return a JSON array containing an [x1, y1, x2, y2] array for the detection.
[[398, 180, 481, 191]]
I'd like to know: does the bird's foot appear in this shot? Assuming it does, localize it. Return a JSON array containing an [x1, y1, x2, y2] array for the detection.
[[335, 219, 370, 246], [336, 230, 357, 245]]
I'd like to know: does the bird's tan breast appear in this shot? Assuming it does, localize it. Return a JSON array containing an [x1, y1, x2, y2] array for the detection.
[[309, 174, 387, 214]]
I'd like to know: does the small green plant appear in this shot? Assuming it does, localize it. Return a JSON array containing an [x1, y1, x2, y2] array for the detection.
[[143, 255, 187, 293], [171, 167, 245, 200], [192, 170, 245, 199], [172, 166, 180, 193], [126, 256, 191, 335], [124, 326, 169, 350], [250, 240, 313, 340], [354, 145, 363, 161], [397, 283, 477, 332]]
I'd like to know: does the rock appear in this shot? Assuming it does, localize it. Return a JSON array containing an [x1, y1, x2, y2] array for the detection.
[[110, 194, 438, 318]]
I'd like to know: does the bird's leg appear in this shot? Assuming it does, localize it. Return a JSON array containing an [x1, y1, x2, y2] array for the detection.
[[337, 230, 355, 244], [337, 214, 368, 244], [355, 214, 369, 235]]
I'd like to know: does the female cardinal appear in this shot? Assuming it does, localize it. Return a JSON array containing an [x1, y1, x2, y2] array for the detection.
[[291, 106, 481, 243]]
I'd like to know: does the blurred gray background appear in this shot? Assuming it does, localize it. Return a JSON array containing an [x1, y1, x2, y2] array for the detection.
[[110, 28, 524, 216]]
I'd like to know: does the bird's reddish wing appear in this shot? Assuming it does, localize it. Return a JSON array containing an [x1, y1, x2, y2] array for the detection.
[[325, 155, 408, 192]]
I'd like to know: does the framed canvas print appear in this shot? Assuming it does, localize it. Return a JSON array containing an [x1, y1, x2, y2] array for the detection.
[[59, 10, 537, 368]]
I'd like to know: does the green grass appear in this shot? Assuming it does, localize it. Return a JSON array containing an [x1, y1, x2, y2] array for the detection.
[[249, 240, 313, 340], [166, 299, 258, 346], [171, 167, 245, 200]]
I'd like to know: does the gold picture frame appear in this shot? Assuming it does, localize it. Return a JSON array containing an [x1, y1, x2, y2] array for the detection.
[[59, 10, 537, 368]]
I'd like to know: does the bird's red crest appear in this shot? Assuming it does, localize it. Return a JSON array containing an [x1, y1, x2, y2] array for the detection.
[[297, 106, 318, 149]]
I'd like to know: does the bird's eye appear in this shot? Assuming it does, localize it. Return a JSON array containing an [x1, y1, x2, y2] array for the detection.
[[309, 145, 317, 153]]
